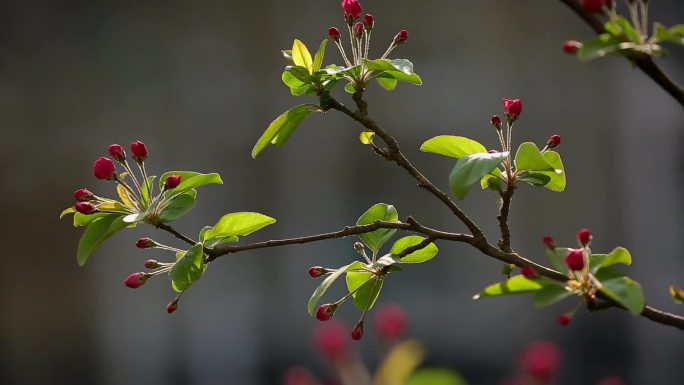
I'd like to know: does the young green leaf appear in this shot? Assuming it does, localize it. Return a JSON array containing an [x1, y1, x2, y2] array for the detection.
[[364, 59, 422, 85], [537, 151, 566, 192], [169, 244, 205, 292], [158, 190, 197, 223], [376, 77, 398, 90], [292, 39, 313, 74], [514, 142, 555, 172], [252, 104, 324, 158], [605, 16, 642, 44], [420, 136, 487, 159], [590, 247, 632, 274], [390, 235, 438, 263], [158, 171, 201, 190], [346, 271, 383, 311], [307, 261, 363, 315], [599, 276, 645, 315], [164, 173, 223, 199], [670, 285, 684, 304], [546, 247, 570, 274], [312, 39, 328, 73], [202, 212, 276, 241], [77, 214, 127, 266], [578, 33, 625, 60], [449, 152, 508, 199], [356, 203, 399, 253], [474, 275, 545, 299], [534, 283, 572, 307], [518, 173, 552, 187], [654, 23, 684, 45]]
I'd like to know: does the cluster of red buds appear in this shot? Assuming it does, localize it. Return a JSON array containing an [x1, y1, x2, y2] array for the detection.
[[329, 0, 409, 75]]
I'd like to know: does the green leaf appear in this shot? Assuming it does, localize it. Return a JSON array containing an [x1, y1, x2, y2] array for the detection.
[[346, 271, 383, 311], [449, 152, 508, 199], [292, 39, 313, 74], [202, 212, 276, 241], [158, 171, 201, 190], [164, 173, 222, 199], [169, 243, 205, 292], [514, 142, 555, 172], [599, 276, 645, 315], [534, 283, 572, 307], [252, 104, 324, 158], [72, 211, 110, 227], [158, 190, 197, 223], [474, 275, 544, 299], [605, 16, 641, 44], [590, 247, 632, 274], [578, 33, 624, 60], [282, 70, 311, 96], [359, 130, 375, 144], [390, 235, 438, 263], [405, 369, 468, 385], [364, 59, 422, 85], [312, 39, 327, 72], [420, 136, 487, 159], [546, 247, 570, 274], [77, 214, 127, 266], [307, 261, 363, 315], [140, 176, 156, 204], [376, 77, 398, 90], [537, 151, 566, 192], [344, 82, 356, 93], [356, 203, 399, 253], [480, 172, 504, 191], [654, 23, 684, 45], [518, 173, 552, 187], [60, 206, 76, 219], [669, 285, 684, 304]]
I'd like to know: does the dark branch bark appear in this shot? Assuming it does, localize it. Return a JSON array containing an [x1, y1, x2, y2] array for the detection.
[[558, 0, 684, 107], [155, 223, 197, 247], [497, 186, 515, 253]]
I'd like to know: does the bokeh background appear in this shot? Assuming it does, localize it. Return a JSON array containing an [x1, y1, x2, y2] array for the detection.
[[1, 0, 683, 384]]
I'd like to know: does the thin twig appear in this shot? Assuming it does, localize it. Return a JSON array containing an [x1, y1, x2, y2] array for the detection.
[[155, 223, 197, 247]]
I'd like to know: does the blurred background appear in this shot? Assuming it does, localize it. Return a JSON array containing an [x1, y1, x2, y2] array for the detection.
[[1, 0, 683, 384]]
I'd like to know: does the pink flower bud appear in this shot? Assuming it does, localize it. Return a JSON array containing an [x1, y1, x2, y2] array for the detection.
[[74, 202, 97, 215], [328, 27, 341, 41], [547, 134, 561, 149], [562, 40, 582, 54], [74, 188, 95, 202], [164, 175, 182, 190], [577, 228, 592, 247], [144, 259, 160, 269], [520, 341, 562, 380], [108, 144, 126, 162], [490, 115, 502, 129], [351, 322, 364, 341], [558, 313, 571, 326], [136, 238, 155, 249], [503, 98, 523, 121], [314, 320, 349, 362], [374, 304, 408, 340], [353, 22, 364, 38], [521, 266, 536, 279], [308, 266, 327, 278], [581, 0, 606, 13], [564, 249, 585, 271], [363, 14, 374, 30], [394, 30, 409, 45], [543, 236, 555, 249], [124, 272, 148, 289], [316, 303, 337, 321], [341, 0, 362, 20], [130, 140, 148, 162], [167, 300, 178, 314], [93, 157, 116, 180]]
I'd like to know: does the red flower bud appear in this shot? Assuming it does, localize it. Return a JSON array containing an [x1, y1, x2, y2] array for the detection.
[[316, 303, 337, 321], [353, 22, 364, 38], [74, 188, 95, 202], [394, 30, 409, 45], [167, 300, 178, 314], [93, 157, 116, 180], [124, 272, 148, 289], [521, 266, 536, 279], [309, 266, 327, 278], [136, 237, 155, 249], [547, 134, 561, 149], [351, 322, 364, 340], [341, 0, 362, 20], [565, 249, 585, 271], [363, 14, 374, 30], [503, 98, 523, 121], [520, 341, 562, 380], [490, 115, 502, 129], [144, 259, 160, 269], [488, 149, 498, 154], [558, 313, 571, 326], [108, 144, 126, 162], [581, 0, 606, 13], [130, 140, 148, 162], [314, 320, 349, 362], [543, 236, 555, 249], [328, 27, 341, 41], [374, 304, 408, 340], [74, 202, 97, 215], [562, 40, 582, 54], [577, 228, 592, 247], [164, 175, 182, 190]]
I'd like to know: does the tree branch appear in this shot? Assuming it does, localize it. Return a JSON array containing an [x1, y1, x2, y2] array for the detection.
[[497, 186, 515, 253], [558, 0, 684, 107], [155, 223, 197, 247]]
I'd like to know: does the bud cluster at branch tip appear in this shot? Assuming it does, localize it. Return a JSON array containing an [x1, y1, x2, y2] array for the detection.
[[521, 266, 536, 279], [164, 175, 182, 190], [130, 140, 148, 163], [316, 303, 338, 321], [308, 266, 327, 278], [341, 0, 362, 22], [74, 188, 94, 202], [108, 144, 126, 162], [328, 27, 341, 41], [547, 134, 561, 149], [351, 321, 364, 340], [394, 30, 409, 45], [490, 115, 502, 130], [564, 249, 585, 271], [167, 299, 178, 314], [363, 14, 374, 30], [543, 236, 555, 249], [124, 272, 149, 289], [136, 237, 156, 249], [93, 157, 116, 180], [577, 228, 592, 247], [75, 201, 97, 215], [144, 259, 161, 269], [558, 313, 571, 326], [353, 22, 364, 39], [503, 98, 523, 122], [562, 40, 582, 54]]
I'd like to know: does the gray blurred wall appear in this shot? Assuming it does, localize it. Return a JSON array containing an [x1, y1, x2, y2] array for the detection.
[[1, 1, 683, 384]]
